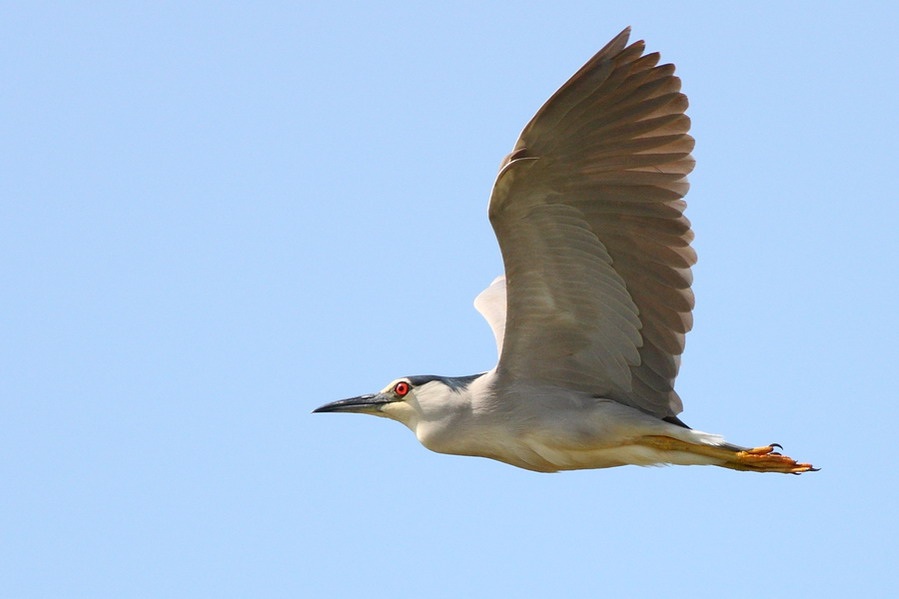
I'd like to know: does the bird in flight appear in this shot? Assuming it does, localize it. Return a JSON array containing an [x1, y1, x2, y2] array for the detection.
[[314, 28, 816, 474]]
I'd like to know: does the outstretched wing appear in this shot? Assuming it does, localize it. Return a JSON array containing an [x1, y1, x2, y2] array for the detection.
[[487, 28, 695, 418]]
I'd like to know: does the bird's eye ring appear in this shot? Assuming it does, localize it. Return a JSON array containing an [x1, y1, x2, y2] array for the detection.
[[394, 381, 410, 397]]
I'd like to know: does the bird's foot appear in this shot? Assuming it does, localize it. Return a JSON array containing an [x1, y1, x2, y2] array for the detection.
[[732, 443, 819, 474], [637, 435, 818, 474]]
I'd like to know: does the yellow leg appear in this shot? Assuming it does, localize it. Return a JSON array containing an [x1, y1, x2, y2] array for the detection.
[[638, 435, 818, 474]]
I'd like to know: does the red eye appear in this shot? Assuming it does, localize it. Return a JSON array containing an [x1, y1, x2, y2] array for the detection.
[[394, 381, 410, 397]]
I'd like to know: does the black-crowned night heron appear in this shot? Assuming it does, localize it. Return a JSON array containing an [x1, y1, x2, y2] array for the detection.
[[314, 28, 816, 474]]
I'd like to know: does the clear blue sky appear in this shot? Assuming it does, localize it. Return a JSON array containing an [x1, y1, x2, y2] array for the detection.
[[3, 2, 898, 597]]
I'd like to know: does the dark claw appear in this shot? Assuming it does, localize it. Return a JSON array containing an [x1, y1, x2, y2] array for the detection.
[[770, 443, 783, 450]]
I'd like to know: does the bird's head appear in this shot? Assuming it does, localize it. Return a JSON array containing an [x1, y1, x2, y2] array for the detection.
[[313, 378, 421, 428], [313, 374, 486, 433]]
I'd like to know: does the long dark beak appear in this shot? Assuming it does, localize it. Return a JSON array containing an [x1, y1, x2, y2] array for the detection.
[[312, 393, 395, 415]]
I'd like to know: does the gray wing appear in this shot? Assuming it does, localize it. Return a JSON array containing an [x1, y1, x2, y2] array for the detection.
[[488, 28, 695, 418]]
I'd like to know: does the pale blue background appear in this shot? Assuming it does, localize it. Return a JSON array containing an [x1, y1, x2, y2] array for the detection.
[[3, 2, 898, 597]]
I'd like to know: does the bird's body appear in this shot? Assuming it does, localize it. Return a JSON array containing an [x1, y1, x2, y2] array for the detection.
[[315, 28, 816, 474], [405, 373, 722, 473]]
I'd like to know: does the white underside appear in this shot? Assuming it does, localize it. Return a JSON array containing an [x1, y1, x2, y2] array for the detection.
[[414, 383, 731, 473]]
